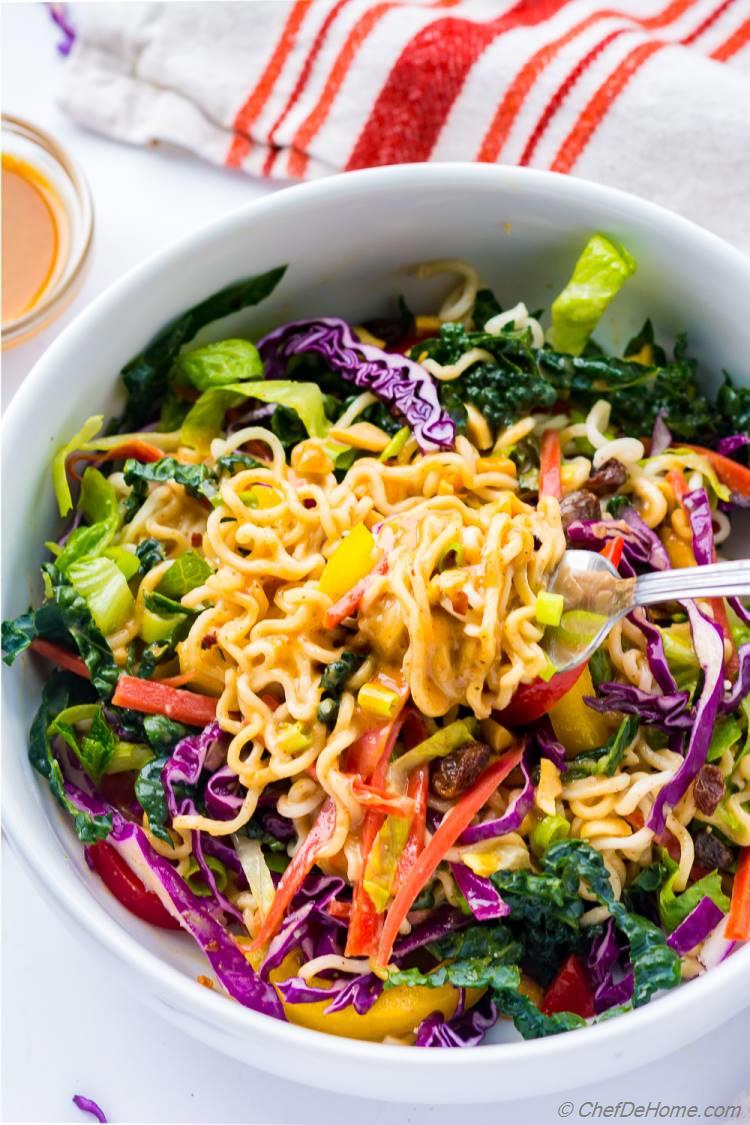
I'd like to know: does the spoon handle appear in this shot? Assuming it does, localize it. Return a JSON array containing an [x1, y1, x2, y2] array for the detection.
[[633, 559, 750, 608]]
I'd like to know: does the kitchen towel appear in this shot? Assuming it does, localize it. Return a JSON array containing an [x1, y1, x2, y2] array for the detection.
[[59, 0, 750, 250]]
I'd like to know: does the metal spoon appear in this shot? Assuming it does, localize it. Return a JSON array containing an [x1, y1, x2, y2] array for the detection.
[[542, 549, 750, 673]]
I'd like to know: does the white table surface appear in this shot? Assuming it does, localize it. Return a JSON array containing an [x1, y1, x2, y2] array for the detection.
[[2, 5, 749, 1123]]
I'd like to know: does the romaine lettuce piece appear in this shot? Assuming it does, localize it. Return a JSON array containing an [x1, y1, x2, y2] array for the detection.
[[68, 556, 135, 635], [547, 234, 636, 357]]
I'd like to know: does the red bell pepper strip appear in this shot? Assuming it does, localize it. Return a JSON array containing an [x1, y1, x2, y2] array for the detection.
[[30, 638, 90, 679], [600, 536, 624, 568], [87, 841, 181, 930], [323, 557, 388, 630], [326, 900, 352, 921], [251, 797, 337, 950], [350, 778, 414, 818], [345, 714, 408, 956], [393, 765, 429, 891], [495, 664, 584, 727], [685, 445, 750, 498], [667, 468, 689, 502], [539, 430, 562, 501], [542, 954, 595, 1018], [726, 847, 750, 942], [67, 439, 165, 480], [376, 744, 523, 967], [112, 674, 218, 726]]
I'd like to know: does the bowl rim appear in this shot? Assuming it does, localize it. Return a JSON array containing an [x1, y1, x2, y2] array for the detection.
[[3, 162, 750, 1078]]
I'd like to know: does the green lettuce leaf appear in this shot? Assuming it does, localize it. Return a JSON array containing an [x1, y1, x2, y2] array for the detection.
[[48, 703, 115, 783], [181, 380, 331, 454], [175, 338, 263, 390], [67, 556, 135, 636], [547, 234, 636, 356], [52, 415, 104, 517], [658, 852, 730, 933], [56, 468, 121, 574], [157, 551, 212, 598]]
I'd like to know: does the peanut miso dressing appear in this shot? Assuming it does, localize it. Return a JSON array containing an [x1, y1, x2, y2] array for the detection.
[[2, 153, 67, 324]]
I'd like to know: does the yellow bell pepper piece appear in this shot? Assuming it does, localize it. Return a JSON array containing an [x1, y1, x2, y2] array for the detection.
[[661, 527, 696, 569], [318, 523, 378, 601], [240, 948, 480, 1042], [239, 484, 281, 510], [535, 759, 562, 816], [548, 665, 612, 754]]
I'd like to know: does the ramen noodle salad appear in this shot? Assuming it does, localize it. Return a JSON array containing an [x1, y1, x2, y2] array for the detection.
[[4, 235, 750, 1046]]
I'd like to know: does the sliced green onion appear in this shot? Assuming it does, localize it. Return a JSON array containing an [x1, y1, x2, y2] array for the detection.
[[107, 741, 154, 774], [277, 722, 312, 754], [357, 682, 402, 719], [438, 541, 465, 572], [379, 426, 411, 462], [535, 591, 564, 627], [531, 814, 570, 857]]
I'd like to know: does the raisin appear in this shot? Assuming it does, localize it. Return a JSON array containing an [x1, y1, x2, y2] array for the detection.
[[587, 459, 628, 497], [431, 741, 491, 800], [694, 764, 725, 815], [694, 830, 734, 871], [560, 490, 600, 531]]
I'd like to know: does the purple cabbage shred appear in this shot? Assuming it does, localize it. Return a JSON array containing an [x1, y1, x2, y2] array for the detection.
[[258, 317, 455, 451]]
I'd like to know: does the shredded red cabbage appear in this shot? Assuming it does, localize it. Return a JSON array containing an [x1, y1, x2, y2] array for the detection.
[[49, 4, 76, 56], [683, 488, 714, 567], [667, 896, 724, 956], [630, 610, 679, 695], [162, 722, 242, 922], [276, 906, 469, 1015], [720, 643, 750, 713], [566, 510, 670, 578], [716, 435, 750, 457], [162, 721, 222, 817], [415, 993, 497, 1047], [650, 410, 672, 456], [534, 719, 568, 772], [587, 920, 633, 1013], [65, 783, 285, 1019], [450, 862, 509, 920], [72, 1095, 107, 1123], [204, 763, 244, 820], [261, 875, 345, 978], [258, 317, 455, 450], [647, 602, 725, 833], [585, 683, 693, 730], [457, 741, 534, 845]]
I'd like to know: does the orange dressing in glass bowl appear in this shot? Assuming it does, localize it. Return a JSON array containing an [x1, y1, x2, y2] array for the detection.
[[2, 153, 69, 324], [1, 117, 93, 349]]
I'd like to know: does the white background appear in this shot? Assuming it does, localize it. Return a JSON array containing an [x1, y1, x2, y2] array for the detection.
[[2, 4, 749, 1123]]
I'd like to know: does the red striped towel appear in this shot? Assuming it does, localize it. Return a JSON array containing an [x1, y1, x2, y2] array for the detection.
[[60, 1, 750, 249]]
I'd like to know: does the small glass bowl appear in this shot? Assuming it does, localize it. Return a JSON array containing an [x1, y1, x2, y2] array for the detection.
[[2, 115, 94, 349]]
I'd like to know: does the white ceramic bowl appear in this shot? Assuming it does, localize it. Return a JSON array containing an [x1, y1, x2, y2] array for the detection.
[[3, 165, 749, 1104]]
